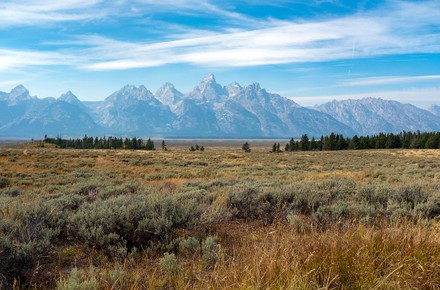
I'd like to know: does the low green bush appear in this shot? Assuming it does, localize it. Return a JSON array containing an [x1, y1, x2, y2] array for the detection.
[[0, 187, 21, 196], [159, 252, 178, 276], [0, 177, 9, 188], [67, 193, 202, 257], [202, 236, 219, 270], [178, 237, 200, 257], [0, 203, 62, 285]]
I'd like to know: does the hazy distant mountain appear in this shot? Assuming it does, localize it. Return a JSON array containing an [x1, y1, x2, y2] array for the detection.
[[168, 75, 354, 137], [85, 85, 175, 135], [59, 91, 86, 109], [155, 83, 184, 111], [0, 88, 101, 137], [187, 74, 228, 103], [0, 101, 101, 137], [1, 76, 439, 138], [428, 104, 440, 116], [314, 98, 440, 135]]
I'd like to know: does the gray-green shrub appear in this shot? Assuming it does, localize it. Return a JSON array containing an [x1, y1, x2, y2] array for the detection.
[[67, 193, 202, 257], [202, 236, 219, 270]]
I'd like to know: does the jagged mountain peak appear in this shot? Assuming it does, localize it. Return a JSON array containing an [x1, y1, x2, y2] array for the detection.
[[106, 84, 153, 103], [196, 74, 218, 91], [155, 82, 184, 108], [122, 84, 147, 93], [9, 85, 31, 99], [156, 82, 182, 95], [1, 76, 439, 138], [160, 82, 175, 90], [59, 90, 77, 100], [315, 97, 440, 135], [226, 81, 242, 97], [188, 74, 227, 102], [11, 84, 28, 94], [240, 83, 264, 101], [59, 91, 83, 107], [3, 84, 36, 105], [198, 74, 219, 89], [203, 73, 216, 82], [245, 82, 262, 92]]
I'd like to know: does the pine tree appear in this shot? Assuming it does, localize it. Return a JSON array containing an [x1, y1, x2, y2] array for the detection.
[[309, 137, 317, 151], [425, 133, 440, 149], [289, 138, 295, 152], [299, 134, 309, 151], [145, 138, 155, 150], [349, 135, 360, 150]]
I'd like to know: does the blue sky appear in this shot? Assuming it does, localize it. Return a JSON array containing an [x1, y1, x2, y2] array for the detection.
[[0, 0, 439, 107]]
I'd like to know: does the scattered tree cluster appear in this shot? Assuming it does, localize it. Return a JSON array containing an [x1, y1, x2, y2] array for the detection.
[[190, 144, 204, 151], [271, 143, 281, 153], [44, 135, 156, 150], [285, 131, 440, 151]]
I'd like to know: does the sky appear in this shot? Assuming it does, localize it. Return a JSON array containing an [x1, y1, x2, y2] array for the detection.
[[0, 0, 439, 107]]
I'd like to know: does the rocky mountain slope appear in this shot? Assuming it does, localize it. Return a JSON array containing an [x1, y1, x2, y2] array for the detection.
[[313, 98, 440, 135], [1, 75, 438, 138], [428, 104, 440, 116]]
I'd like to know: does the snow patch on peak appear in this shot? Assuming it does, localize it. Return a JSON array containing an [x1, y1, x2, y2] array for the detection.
[[189, 74, 227, 102], [203, 74, 216, 82], [227, 81, 242, 97], [155, 82, 183, 110]]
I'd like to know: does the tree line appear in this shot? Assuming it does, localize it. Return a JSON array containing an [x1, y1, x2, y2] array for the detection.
[[44, 135, 156, 150], [284, 131, 440, 151]]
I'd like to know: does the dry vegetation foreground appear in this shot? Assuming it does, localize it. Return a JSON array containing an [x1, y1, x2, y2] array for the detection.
[[0, 143, 439, 289]]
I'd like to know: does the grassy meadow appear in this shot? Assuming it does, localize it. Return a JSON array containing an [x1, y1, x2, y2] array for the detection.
[[0, 141, 439, 289]]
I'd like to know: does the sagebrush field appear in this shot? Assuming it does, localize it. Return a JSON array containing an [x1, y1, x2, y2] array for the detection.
[[0, 141, 439, 289]]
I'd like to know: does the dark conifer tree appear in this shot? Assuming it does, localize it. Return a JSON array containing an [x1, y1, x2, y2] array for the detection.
[[145, 138, 155, 150], [300, 134, 309, 151]]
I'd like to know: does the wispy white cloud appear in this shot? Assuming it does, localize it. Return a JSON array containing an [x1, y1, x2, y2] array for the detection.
[[0, 1, 439, 71], [340, 75, 440, 86], [0, 0, 258, 28], [0, 0, 106, 26], [0, 79, 27, 89], [0, 49, 80, 71], [81, 1, 440, 70]]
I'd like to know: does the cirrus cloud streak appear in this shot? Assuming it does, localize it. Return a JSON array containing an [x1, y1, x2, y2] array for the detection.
[[0, 1, 439, 72]]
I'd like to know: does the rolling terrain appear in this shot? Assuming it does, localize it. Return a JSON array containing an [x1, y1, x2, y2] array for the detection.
[[0, 142, 439, 288]]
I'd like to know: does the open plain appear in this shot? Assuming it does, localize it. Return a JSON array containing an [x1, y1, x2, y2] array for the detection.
[[0, 141, 439, 289]]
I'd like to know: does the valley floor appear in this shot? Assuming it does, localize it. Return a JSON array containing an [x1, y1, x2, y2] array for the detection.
[[0, 143, 439, 289]]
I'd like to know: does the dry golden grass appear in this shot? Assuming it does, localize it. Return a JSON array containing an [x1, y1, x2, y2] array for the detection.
[[1, 143, 439, 289]]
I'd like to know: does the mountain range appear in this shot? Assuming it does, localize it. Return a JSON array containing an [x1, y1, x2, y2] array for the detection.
[[1, 75, 439, 138]]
